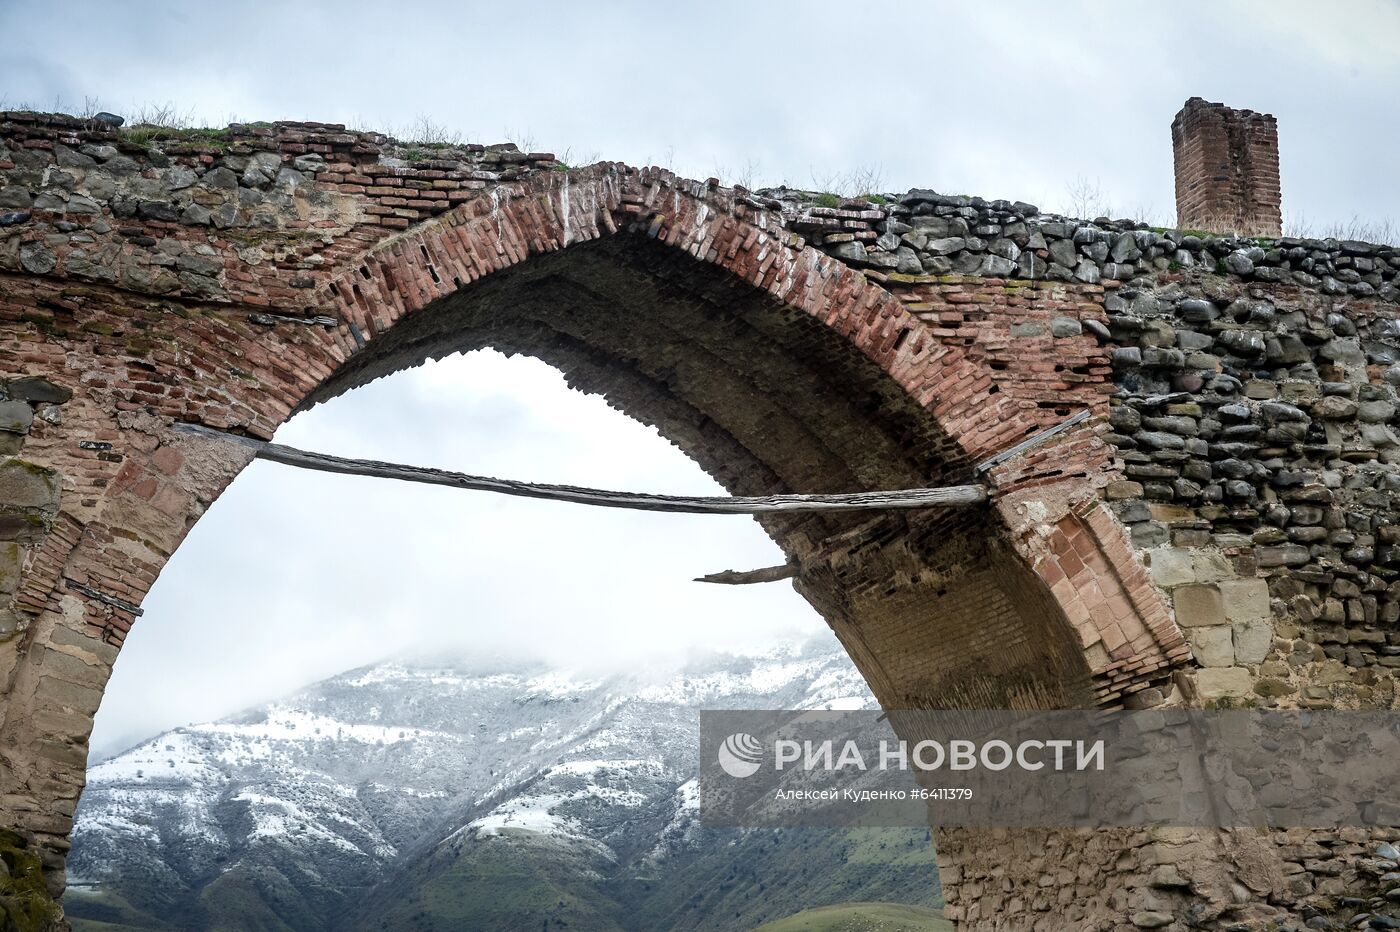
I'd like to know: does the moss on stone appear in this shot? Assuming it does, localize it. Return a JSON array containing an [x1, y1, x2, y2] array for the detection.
[[0, 829, 60, 932], [119, 125, 235, 151], [1253, 678, 1296, 698], [1149, 225, 1216, 239]]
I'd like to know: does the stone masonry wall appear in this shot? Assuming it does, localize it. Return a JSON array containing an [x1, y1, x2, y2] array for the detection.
[[2, 107, 1400, 930]]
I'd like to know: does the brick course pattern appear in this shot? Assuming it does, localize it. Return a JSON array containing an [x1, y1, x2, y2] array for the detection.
[[1, 107, 1399, 930], [1172, 97, 1283, 238]]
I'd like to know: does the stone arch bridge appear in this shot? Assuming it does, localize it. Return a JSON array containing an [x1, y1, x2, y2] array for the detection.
[[2, 106, 1400, 929]]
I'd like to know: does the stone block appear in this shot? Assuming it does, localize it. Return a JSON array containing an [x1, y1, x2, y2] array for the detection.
[[35, 674, 102, 713], [1187, 625, 1234, 666], [32, 708, 97, 742], [1191, 551, 1232, 582], [1219, 578, 1270, 624], [1132, 522, 1169, 548], [0, 400, 33, 435], [35, 737, 87, 770], [1253, 677, 1296, 697], [0, 458, 61, 510], [1232, 617, 1273, 665], [1196, 666, 1253, 700], [0, 542, 19, 594], [47, 624, 120, 665], [1149, 503, 1194, 522], [1105, 480, 1144, 500], [1314, 660, 1353, 685], [36, 646, 105, 684], [1124, 687, 1166, 710], [1173, 584, 1225, 627], [1148, 548, 1195, 587], [5, 376, 72, 404], [1256, 545, 1311, 568], [1147, 865, 1189, 888]]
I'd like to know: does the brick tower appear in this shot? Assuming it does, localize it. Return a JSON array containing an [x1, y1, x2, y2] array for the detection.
[[1171, 97, 1282, 237]]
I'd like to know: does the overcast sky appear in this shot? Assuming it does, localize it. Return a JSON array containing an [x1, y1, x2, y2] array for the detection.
[[3, 1, 1399, 757]]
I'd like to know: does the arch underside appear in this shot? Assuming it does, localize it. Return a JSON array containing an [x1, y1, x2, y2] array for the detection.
[[307, 232, 1095, 709]]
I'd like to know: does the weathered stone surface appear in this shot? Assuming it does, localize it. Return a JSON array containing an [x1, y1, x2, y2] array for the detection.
[[0, 542, 19, 594], [18, 242, 56, 274], [1186, 624, 1234, 666], [0, 459, 60, 510], [1173, 584, 1225, 627], [1218, 578, 1270, 624], [1232, 617, 1273, 665], [5, 377, 72, 404], [1196, 666, 1254, 699], [0, 401, 33, 435], [1148, 548, 1196, 587]]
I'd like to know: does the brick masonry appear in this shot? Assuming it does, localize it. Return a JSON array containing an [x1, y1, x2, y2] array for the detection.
[[1, 105, 1399, 929], [1172, 97, 1283, 238]]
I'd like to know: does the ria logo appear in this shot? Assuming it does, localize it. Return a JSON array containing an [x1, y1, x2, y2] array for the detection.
[[717, 732, 763, 778]]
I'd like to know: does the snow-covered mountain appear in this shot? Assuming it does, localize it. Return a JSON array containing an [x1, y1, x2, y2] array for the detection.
[[66, 636, 940, 931]]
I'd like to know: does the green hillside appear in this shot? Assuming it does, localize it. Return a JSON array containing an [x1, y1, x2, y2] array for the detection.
[[358, 830, 628, 932], [69, 823, 942, 932], [752, 902, 953, 932], [625, 827, 940, 931], [349, 825, 940, 932]]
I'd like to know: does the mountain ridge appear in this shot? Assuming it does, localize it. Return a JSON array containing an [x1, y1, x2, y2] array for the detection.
[[67, 635, 940, 931]]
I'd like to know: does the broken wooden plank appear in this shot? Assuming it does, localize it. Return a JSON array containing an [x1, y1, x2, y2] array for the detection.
[[174, 423, 988, 515], [974, 409, 1093, 474], [694, 564, 799, 585]]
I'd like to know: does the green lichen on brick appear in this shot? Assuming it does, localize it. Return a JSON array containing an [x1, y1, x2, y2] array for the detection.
[[0, 829, 60, 932]]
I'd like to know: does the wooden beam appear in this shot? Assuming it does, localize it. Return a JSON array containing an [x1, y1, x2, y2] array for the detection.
[[694, 564, 799, 585], [175, 423, 988, 515], [974, 409, 1092, 474]]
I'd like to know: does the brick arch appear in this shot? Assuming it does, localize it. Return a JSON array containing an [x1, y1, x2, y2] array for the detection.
[[289, 164, 1186, 707], [0, 159, 1188, 914], [311, 164, 1043, 462]]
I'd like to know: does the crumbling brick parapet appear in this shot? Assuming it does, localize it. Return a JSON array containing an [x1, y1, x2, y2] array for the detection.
[[1172, 96, 1283, 238]]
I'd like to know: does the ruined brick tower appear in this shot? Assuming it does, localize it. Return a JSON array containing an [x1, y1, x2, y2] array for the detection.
[[1171, 96, 1282, 237]]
